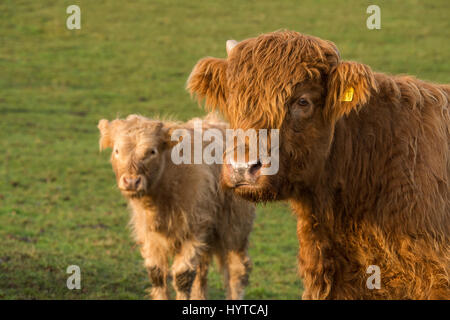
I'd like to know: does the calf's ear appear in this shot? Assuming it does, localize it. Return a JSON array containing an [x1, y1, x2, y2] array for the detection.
[[160, 124, 182, 150], [97, 119, 113, 151], [187, 57, 228, 112], [325, 61, 378, 122]]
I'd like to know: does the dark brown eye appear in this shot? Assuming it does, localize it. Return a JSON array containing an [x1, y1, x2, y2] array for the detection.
[[149, 148, 157, 156], [298, 98, 309, 106], [290, 96, 314, 121], [115, 149, 119, 155]]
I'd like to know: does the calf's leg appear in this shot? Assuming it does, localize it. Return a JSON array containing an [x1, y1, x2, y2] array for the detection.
[[190, 253, 211, 300], [140, 234, 170, 300], [223, 250, 252, 300], [146, 263, 169, 300], [171, 239, 205, 300]]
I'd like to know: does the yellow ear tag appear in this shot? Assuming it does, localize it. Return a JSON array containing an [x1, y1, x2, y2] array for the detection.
[[341, 86, 354, 102]]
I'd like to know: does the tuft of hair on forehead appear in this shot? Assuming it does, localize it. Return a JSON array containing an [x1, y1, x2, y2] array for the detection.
[[116, 116, 170, 146], [98, 115, 175, 152], [226, 31, 340, 129], [189, 30, 341, 130]]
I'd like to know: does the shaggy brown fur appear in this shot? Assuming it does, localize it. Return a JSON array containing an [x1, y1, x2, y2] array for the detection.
[[187, 30, 450, 299], [98, 114, 255, 300]]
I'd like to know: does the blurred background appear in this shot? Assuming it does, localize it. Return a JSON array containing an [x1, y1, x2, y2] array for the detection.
[[0, 0, 448, 299]]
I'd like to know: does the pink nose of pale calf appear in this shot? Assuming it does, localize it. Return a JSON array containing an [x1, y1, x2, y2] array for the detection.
[[120, 175, 143, 191], [224, 160, 262, 187]]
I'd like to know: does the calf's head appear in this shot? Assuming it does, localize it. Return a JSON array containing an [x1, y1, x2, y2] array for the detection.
[[98, 115, 171, 198], [188, 31, 378, 201]]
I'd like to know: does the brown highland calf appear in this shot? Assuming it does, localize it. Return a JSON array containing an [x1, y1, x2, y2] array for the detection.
[[98, 114, 255, 300], [187, 31, 450, 299]]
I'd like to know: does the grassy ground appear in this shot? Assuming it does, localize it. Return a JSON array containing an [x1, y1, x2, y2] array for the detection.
[[0, 0, 448, 299]]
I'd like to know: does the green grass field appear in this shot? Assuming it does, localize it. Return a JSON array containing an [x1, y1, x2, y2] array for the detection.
[[0, 0, 448, 299]]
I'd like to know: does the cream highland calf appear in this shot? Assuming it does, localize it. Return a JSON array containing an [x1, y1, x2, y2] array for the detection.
[[98, 114, 255, 300]]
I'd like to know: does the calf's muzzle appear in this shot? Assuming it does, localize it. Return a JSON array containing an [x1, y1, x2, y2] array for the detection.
[[119, 174, 145, 192]]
